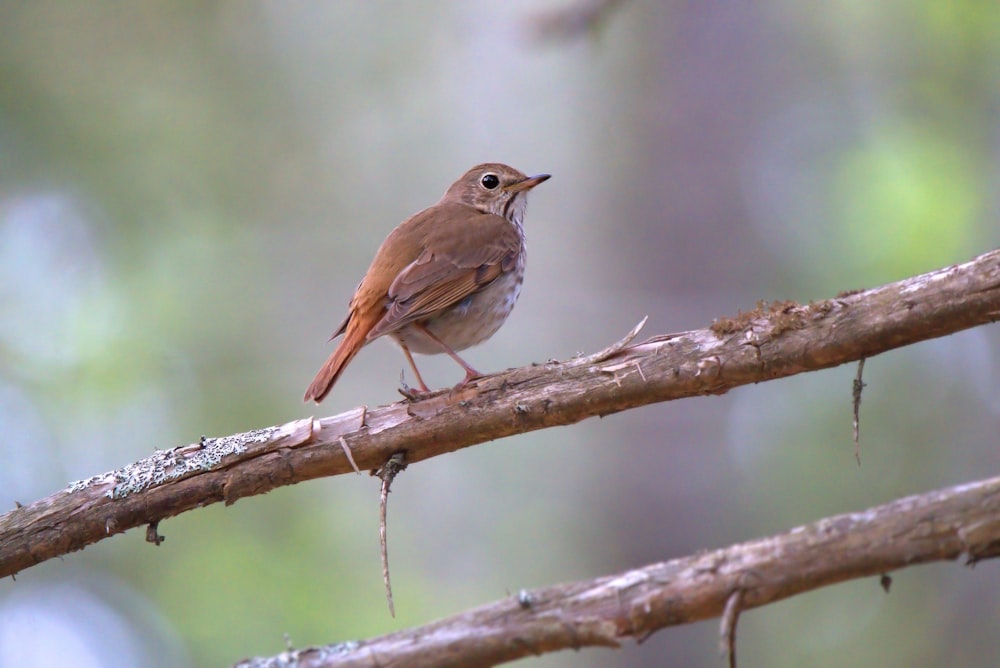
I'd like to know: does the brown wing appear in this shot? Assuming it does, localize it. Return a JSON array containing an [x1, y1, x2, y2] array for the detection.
[[366, 203, 520, 340]]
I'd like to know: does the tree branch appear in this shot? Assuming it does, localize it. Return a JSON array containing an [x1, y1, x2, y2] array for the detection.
[[232, 474, 1000, 667], [2, 249, 999, 579]]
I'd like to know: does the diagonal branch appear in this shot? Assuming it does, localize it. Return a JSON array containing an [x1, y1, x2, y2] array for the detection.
[[2, 249, 999, 579], [233, 474, 1000, 667]]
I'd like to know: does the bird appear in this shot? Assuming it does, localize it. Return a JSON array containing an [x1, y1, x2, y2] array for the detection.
[[304, 163, 550, 403]]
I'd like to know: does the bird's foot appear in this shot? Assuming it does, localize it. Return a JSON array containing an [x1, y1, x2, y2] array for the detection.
[[451, 368, 483, 391], [398, 372, 432, 401]]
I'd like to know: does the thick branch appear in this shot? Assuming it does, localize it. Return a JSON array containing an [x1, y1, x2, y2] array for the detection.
[[233, 475, 1000, 667], [2, 249, 999, 578]]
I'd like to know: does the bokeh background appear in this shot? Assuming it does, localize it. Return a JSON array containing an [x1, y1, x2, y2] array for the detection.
[[2, 2, 999, 666]]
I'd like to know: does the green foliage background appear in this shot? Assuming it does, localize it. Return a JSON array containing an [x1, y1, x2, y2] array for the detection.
[[1, 2, 998, 667]]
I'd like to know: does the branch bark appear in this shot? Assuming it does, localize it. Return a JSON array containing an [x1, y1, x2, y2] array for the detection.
[[232, 474, 1000, 667], [2, 249, 999, 579]]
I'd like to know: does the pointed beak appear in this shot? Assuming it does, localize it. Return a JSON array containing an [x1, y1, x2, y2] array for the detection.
[[505, 173, 551, 193]]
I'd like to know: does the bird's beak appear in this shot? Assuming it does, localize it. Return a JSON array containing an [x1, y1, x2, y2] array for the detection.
[[505, 173, 551, 193]]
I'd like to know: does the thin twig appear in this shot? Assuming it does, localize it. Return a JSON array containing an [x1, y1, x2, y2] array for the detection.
[[338, 437, 360, 474], [374, 452, 408, 617], [573, 315, 648, 366], [852, 357, 867, 466], [719, 588, 744, 668], [145, 521, 164, 546]]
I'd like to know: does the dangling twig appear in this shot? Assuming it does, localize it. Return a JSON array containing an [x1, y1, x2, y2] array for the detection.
[[373, 452, 408, 617], [852, 358, 867, 466], [145, 521, 165, 546], [719, 588, 745, 668]]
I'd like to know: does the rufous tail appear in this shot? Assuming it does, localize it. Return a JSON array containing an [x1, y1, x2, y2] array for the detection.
[[303, 319, 370, 403]]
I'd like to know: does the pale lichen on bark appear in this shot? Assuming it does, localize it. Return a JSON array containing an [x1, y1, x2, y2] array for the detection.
[[67, 427, 278, 499]]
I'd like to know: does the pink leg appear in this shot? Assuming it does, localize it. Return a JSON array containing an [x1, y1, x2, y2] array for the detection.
[[398, 340, 430, 393], [412, 323, 482, 384]]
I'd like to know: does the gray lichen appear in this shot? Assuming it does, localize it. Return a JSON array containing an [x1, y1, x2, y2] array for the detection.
[[67, 427, 278, 499], [233, 642, 361, 668]]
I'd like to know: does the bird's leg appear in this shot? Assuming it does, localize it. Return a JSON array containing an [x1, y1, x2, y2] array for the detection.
[[412, 323, 482, 386], [398, 340, 431, 393]]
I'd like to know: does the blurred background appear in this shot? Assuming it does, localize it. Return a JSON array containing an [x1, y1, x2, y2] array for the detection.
[[1, 1, 999, 666]]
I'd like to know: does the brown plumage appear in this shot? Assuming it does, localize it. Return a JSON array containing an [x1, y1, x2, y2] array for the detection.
[[304, 163, 550, 403]]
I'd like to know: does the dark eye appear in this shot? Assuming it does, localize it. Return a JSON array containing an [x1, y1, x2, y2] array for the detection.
[[481, 173, 500, 190]]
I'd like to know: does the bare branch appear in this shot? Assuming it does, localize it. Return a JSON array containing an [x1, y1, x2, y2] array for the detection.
[[233, 474, 1000, 667], [2, 249, 999, 579]]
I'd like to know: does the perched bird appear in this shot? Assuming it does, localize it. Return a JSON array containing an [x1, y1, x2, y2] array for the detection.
[[304, 163, 550, 403]]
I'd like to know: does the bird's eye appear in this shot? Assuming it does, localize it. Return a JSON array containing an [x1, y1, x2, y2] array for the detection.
[[481, 173, 500, 190]]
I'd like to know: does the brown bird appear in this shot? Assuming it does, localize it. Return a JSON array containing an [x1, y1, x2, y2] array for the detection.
[[304, 163, 550, 403]]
